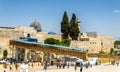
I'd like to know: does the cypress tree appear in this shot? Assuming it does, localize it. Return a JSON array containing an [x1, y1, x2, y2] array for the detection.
[[61, 11, 69, 40], [69, 13, 80, 40]]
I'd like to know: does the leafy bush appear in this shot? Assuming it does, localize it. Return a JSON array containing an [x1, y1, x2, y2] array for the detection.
[[3, 50, 8, 58], [61, 39, 70, 46], [44, 38, 60, 45], [44, 38, 71, 46]]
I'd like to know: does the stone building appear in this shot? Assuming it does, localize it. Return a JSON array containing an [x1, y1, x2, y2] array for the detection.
[[70, 32, 114, 53], [35, 32, 61, 42], [0, 26, 36, 58], [0, 23, 114, 60]]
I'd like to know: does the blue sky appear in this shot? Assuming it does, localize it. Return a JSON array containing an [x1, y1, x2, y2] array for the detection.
[[0, 0, 120, 40]]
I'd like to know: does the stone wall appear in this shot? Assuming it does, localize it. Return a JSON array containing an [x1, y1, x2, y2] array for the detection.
[[0, 26, 114, 59], [0, 26, 37, 58], [0, 27, 24, 58], [70, 35, 114, 53], [35, 32, 62, 42]]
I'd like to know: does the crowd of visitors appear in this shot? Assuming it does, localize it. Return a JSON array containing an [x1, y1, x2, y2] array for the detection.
[[0, 58, 120, 72]]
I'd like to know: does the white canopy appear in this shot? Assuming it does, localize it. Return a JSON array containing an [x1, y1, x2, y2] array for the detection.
[[76, 59, 83, 62]]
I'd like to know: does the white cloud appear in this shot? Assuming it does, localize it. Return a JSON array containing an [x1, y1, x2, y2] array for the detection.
[[113, 10, 120, 13]]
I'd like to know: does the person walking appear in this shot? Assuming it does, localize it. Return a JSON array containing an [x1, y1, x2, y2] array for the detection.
[[32, 63, 34, 68], [85, 62, 88, 69], [79, 62, 83, 68], [3, 64, 7, 72], [67, 63, 69, 68], [4, 67, 6, 72], [75, 64, 77, 71], [56, 63, 59, 68], [80, 66, 83, 72], [59, 63, 61, 69], [15, 63, 18, 70], [63, 63, 65, 69], [10, 64, 12, 70], [116, 61, 119, 66], [79, 62, 83, 72], [44, 61, 47, 70]]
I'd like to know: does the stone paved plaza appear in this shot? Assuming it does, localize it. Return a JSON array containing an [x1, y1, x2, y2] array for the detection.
[[0, 63, 119, 72], [35, 64, 120, 72]]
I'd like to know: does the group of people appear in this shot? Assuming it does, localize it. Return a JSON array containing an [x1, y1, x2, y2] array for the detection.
[[111, 60, 119, 66], [43, 61, 50, 70], [55, 61, 90, 72], [74, 62, 90, 72], [2, 59, 92, 72], [56, 62, 68, 69], [3, 58, 18, 72]]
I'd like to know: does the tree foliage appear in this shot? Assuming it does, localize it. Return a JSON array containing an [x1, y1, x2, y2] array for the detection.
[[114, 50, 118, 55], [109, 48, 114, 55], [114, 40, 120, 45], [69, 13, 80, 40], [3, 50, 8, 58], [113, 50, 120, 56], [99, 50, 105, 54], [61, 11, 69, 40], [61, 39, 71, 46], [44, 38, 60, 45], [44, 38, 71, 46]]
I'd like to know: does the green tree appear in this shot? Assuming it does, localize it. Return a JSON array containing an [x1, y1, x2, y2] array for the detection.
[[61, 11, 69, 40], [114, 50, 118, 56], [3, 50, 8, 58], [109, 48, 114, 55], [54, 39, 60, 45], [61, 39, 71, 46], [114, 40, 120, 45], [99, 50, 105, 54], [69, 13, 80, 40], [44, 38, 60, 45], [44, 38, 71, 46], [114, 40, 120, 48]]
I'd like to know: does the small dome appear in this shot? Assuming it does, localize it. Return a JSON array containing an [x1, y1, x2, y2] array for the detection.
[[48, 32, 56, 34], [30, 22, 41, 32]]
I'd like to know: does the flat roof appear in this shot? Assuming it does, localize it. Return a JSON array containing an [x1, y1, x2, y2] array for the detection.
[[0, 27, 15, 29], [12, 39, 87, 52]]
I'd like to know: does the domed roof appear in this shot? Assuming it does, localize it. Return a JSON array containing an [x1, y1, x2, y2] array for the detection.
[[30, 22, 41, 32], [48, 32, 56, 34]]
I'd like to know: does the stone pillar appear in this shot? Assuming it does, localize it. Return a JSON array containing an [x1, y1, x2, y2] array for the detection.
[[40, 52, 44, 63], [9, 46, 13, 58], [0, 50, 3, 58], [13, 46, 16, 59], [25, 49, 29, 61], [15, 47, 19, 59], [28, 50, 31, 61]]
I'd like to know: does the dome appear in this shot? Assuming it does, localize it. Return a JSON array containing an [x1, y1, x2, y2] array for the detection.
[[30, 22, 41, 32], [48, 32, 56, 34]]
